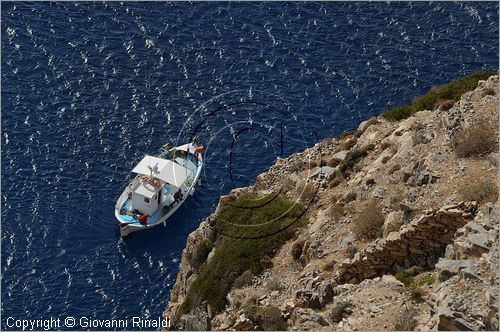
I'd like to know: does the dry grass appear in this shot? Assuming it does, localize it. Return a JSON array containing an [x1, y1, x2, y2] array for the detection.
[[327, 157, 342, 167], [451, 121, 497, 158], [338, 137, 358, 151], [353, 200, 385, 240], [298, 182, 318, 203], [380, 141, 392, 151], [434, 98, 454, 111], [459, 174, 498, 204], [255, 305, 288, 331], [321, 260, 334, 272], [291, 238, 305, 260], [329, 203, 345, 221], [393, 307, 418, 331], [233, 270, 254, 289]]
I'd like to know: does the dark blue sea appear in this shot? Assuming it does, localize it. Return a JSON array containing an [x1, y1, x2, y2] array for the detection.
[[1, 1, 498, 330]]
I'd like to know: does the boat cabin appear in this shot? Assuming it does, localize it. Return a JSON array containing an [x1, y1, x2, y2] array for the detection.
[[132, 180, 162, 216], [130, 155, 190, 216]]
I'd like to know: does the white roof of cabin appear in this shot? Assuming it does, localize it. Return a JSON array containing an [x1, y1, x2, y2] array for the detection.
[[176, 143, 196, 154], [134, 181, 159, 198], [132, 155, 190, 187]]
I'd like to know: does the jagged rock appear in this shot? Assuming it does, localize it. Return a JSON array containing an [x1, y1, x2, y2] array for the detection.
[[295, 290, 321, 309], [232, 315, 253, 331], [487, 152, 499, 167], [383, 211, 405, 237], [212, 312, 236, 330], [435, 259, 475, 282], [340, 232, 357, 248], [310, 166, 335, 179], [330, 302, 353, 323], [437, 309, 475, 331], [176, 306, 211, 331], [484, 202, 496, 220], [468, 233, 491, 254], [293, 308, 329, 326], [316, 280, 334, 306], [415, 170, 439, 186], [333, 150, 348, 160]]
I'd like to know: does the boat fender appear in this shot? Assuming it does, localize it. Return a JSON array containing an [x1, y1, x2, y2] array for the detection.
[[195, 146, 205, 153], [139, 214, 148, 225]]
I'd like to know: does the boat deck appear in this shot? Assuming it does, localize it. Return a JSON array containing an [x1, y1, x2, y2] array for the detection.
[[117, 155, 200, 226]]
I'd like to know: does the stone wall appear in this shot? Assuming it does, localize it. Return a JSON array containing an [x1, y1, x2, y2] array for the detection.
[[334, 201, 478, 284]]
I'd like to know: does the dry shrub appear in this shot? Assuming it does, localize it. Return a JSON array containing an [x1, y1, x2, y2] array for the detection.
[[388, 164, 401, 175], [329, 203, 345, 221], [346, 244, 358, 259], [289, 161, 305, 173], [380, 141, 392, 150], [451, 121, 497, 158], [353, 200, 385, 239], [321, 260, 334, 272], [267, 278, 281, 292], [233, 270, 254, 289], [481, 86, 497, 97], [363, 117, 381, 130], [291, 239, 305, 260], [308, 160, 318, 169], [434, 98, 454, 111], [393, 307, 418, 331], [381, 154, 392, 164], [340, 137, 358, 151], [299, 182, 317, 203], [340, 191, 357, 204], [330, 302, 352, 323], [255, 305, 288, 331], [280, 177, 296, 193], [459, 175, 498, 204], [329, 176, 342, 188], [327, 157, 342, 167]]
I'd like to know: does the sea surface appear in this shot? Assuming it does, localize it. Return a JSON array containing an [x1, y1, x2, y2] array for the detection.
[[1, 1, 498, 329]]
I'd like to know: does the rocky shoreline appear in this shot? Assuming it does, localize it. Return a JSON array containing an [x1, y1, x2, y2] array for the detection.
[[164, 75, 499, 331]]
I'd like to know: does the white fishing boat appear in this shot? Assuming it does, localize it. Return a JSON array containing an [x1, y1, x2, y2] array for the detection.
[[115, 142, 204, 237]]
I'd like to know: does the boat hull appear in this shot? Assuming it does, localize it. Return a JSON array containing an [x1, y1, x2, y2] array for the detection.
[[115, 144, 203, 237]]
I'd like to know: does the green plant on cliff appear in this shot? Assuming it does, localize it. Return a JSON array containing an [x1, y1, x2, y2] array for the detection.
[[178, 193, 306, 315], [382, 70, 497, 121]]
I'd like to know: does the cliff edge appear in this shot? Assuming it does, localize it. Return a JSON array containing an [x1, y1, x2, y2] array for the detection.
[[164, 74, 499, 331]]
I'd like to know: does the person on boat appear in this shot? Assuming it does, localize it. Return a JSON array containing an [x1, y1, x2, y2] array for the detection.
[[139, 214, 148, 225]]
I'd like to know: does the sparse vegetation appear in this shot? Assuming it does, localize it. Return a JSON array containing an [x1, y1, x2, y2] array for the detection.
[[338, 148, 369, 179], [267, 278, 281, 292], [291, 238, 305, 260], [393, 307, 418, 331], [233, 270, 254, 289], [395, 271, 434, 302], [189, 238, 213, 269], [346, 244, 358, 259], [178, 194, 306, 315], [383, 105, 414, 122], [353, 200, 385, 239], [394, 270, 413, 287], [339, 137, 358, 151], [459, 174, 498, 204], [327, 157, 342, 167], [451, 121, 497, 158], [382, 70, 497, 121], [255, 305, 288, 331], [321, 260, 334, 272], [299, 182, 318, 203], [330, 302, 352, 323]]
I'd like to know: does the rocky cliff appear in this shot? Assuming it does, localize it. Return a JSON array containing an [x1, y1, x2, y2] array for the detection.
[[164, 75, 499, 331]]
